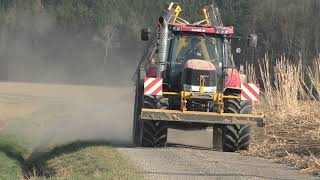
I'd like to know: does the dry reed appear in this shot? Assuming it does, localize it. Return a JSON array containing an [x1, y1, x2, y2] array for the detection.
[[245, 55, 320, 176], [307, 56, 320, 99], [246, 62, 257, 84]]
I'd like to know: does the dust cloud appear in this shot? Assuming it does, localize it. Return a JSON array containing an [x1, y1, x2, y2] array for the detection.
[[0, 8, 141, 150]]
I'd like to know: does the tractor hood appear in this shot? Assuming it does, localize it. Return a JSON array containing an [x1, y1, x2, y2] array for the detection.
[[182, 59, 217, 93], [184, 59, 216, 71]]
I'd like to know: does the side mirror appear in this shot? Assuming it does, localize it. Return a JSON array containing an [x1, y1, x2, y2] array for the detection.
[[248, 34, 258, 48], [141, 28, 151, 41]]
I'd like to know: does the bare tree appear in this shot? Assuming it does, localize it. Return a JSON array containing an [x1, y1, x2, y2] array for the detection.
[[33, 0, 44, 13], [92, 25, 116, 65], [101, 25, 116, 64]]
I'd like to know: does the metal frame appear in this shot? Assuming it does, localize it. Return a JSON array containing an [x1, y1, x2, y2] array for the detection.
[[165, 2, 215, 26], [162, 91, 240, 113], [140, 108, 264, 127], [140, 90, 264, 127]]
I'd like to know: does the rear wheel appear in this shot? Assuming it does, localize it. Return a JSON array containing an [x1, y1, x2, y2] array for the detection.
[[141, 95, 169, 147], [221, 95, 252, 152], [133, 82, 143, 145]]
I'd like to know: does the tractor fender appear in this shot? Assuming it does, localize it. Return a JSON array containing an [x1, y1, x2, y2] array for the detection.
[[224, 68, 241, 88], [223, 87, 241, 95]]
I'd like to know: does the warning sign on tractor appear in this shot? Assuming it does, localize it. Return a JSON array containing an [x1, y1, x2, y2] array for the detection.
[[144, 78, 163, 96], [241, 83, 260, 101]]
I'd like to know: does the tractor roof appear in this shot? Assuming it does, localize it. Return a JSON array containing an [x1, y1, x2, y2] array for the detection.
[[163, 2, 234, 36], [169, 23, 234, 35]]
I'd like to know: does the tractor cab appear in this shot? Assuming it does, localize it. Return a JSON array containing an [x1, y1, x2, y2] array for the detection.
[[165, 26, 233, 93]]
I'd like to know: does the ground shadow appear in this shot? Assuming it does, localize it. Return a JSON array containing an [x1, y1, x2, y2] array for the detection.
[[167, 143, 218, 151]]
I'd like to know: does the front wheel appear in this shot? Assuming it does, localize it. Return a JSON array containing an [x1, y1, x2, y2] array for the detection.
[[221, 124, 251, 152], [221, 95, 252, 152]]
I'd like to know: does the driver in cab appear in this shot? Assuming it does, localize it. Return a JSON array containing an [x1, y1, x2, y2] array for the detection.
[[184, 38, 204, 60]]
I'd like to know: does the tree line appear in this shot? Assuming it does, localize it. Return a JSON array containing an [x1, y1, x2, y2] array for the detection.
[[0, 0, 319, 77]]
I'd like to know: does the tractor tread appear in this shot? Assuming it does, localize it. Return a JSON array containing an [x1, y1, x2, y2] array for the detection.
[[222, 93, 252, 152], [141, 96, 169, 147]]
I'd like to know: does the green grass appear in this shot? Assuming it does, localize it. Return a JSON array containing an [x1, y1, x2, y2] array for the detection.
[[0, 151, 23, 179], [0, 135, 28, 179], [27, 141, 141, 180], [0, 135, 141, 180]]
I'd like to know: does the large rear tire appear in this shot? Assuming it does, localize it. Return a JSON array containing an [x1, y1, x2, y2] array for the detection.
[[141, 95, 169, 147], [133, 82, 143, 146], [222, 95, 252, 152]]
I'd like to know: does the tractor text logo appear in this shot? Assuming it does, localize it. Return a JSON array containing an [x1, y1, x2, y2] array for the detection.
[[191, 28, 206, 32]]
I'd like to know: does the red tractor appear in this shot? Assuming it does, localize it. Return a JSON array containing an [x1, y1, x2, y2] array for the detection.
[[133, 2, 263, 152]]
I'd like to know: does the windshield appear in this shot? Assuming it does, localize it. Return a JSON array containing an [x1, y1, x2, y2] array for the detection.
[[166, 33, 223, 88], [170, 33, 223, 67]]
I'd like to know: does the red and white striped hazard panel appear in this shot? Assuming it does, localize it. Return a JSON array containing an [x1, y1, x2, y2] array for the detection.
[[241, 83, 260, 101], [144, 77, 163, 96]]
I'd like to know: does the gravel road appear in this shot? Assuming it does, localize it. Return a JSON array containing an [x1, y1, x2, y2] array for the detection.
[[118, 129, 318, 180]]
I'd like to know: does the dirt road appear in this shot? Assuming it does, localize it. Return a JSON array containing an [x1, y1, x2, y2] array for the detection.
[[119, 129, 317, 180], [0, 82, 317, 180]]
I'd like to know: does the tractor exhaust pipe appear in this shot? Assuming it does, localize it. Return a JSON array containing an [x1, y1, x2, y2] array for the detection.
[[157, 17, 169, 77]]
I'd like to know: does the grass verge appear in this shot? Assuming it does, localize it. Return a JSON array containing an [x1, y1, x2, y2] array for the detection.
[[0, 135, 28, 179], [0, 136, 141, 179], [25, 141, 141, 180]]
